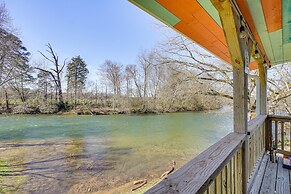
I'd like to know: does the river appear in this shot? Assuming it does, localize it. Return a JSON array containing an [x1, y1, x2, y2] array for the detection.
[[0, 108, 233, 193]]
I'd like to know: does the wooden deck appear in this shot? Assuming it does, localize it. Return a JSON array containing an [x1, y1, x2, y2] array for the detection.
[[250, 153, 291, 194]]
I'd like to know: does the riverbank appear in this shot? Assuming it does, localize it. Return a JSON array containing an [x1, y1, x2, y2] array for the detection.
[[0, 103, 226, 115]]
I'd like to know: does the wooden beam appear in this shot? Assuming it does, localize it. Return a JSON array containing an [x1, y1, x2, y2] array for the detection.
[[210, 1, 250, 193]]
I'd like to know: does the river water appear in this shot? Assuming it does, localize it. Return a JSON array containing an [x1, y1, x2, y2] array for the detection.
[[0, 109, 232, 193]]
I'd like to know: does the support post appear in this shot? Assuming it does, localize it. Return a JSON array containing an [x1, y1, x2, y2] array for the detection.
[[258, 60, 268, 152], [256, 76, 260, 116], [258, 62, 267, 115], [211, 0, 250, 193]]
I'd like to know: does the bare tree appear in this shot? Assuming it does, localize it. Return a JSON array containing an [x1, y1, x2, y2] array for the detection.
[[101, 60, 123, 110], [268, 64, 291, 114], [125, 64, 143, 99], [126, 50, 157, 111], [158, 35, 234, 100], [36, 44, 66, 106], [0, 3, 11, 31], [158, 33, 290, 115]]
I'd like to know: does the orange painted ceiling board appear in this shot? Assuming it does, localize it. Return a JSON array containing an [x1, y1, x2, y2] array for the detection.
[[250, 61, 258, 70], [175, 21, 231, 63], [260, 0, 282, 33], [157, 0, 231, 64], [156, 0, 200, 23]]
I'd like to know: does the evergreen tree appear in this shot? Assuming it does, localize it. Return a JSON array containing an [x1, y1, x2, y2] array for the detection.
[[66, 56, 89, 107], [0, 28, 31, 111], [0, 28, 31, 87]]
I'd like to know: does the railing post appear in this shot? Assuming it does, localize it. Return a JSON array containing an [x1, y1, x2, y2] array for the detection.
[[265, 117, 271, 151]]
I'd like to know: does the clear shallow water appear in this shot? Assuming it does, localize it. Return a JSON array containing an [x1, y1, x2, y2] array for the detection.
[[0, 110, 232, 193]]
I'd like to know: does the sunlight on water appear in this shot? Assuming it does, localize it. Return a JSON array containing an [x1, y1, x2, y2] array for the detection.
[[0, 110, 232, 193]]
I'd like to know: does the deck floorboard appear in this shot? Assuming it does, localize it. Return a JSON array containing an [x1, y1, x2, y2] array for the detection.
[[250, 154, 291, 194], [249, 154, 269, 194], [276, 157, 290, 194]]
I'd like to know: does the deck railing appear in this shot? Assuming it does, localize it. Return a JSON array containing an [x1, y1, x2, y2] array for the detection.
[[246, 115, 267, 193], [267, 115, 291, 155], [146, 132, 246, 194], [145, 115, 268, 194], [145, 115, 291, 193]]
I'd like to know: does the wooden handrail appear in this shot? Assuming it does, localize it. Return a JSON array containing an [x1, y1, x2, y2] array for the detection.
[[248, 115, 267, 135], [267, 115, 291, 122], [145, 133, 246, 194]]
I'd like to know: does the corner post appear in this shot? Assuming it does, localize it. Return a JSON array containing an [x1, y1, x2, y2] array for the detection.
[[211, 0, 250, 193]]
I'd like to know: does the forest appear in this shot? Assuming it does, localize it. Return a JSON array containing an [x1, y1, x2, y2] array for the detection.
[[0, 3, 290, 115]]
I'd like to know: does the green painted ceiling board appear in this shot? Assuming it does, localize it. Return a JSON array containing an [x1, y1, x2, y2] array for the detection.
[[283, 43, 291, 62], [247, 0, 275, 62], [282, 0, 291, 44], [197, 0, 222, 28], [129, 0, 180, 27], [269, 30, 283, 63]]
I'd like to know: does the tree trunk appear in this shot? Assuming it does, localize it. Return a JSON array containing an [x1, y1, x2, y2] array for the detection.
[[58, 81, 63, 103], [5, 89, 9, 112]]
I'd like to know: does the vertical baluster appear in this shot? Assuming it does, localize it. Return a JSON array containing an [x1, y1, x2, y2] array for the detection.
[[263, 121, 266, 151], [269, 119, 272, 150], [207, 180, 215, 194], [226, 162, 231, 194], [249, 134, 252, 177], [275, 121, 278, 148], [257, 127, 260, 159], [234, 153, 238, 194], [261, 125, 264, 153], [231, 157, 235, 194], [289, 122, 291, 152], [237, 149, 243, 194], [252, 134, 254, 174], [251, 134, 254, 175], [215, 172, 222, 194], [222, 167, 227, 194], [251, 134, 254, 176], [253, 132, 256, 171], [256, 130, 258, 161], [281, 121, 284, 150], [265, 119, 270, 151], [208, 180, 215, 194]]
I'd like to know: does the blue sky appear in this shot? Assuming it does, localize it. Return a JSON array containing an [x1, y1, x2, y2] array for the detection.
[[3, 0, 167, 80]]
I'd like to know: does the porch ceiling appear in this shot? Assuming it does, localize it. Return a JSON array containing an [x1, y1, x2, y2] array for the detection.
[[129, 0, 289, 70]]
